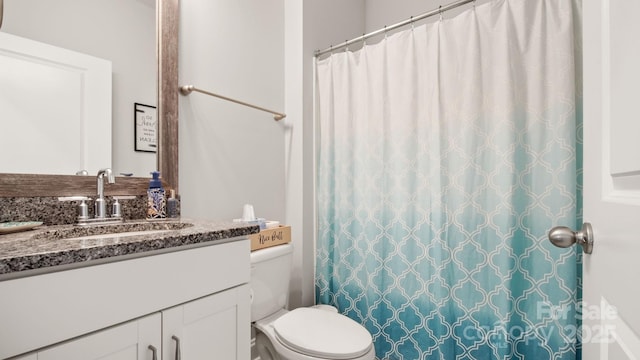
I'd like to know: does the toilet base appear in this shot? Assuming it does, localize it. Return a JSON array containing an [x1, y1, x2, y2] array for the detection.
[[255, 331, 279, 360]]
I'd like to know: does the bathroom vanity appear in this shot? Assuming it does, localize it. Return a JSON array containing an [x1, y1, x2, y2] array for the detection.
[[0, 220, 258, 360]]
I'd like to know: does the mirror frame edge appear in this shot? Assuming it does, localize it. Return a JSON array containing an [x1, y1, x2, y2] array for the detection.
[[158, 0, 179, 195], [0, 0, 179, 198]]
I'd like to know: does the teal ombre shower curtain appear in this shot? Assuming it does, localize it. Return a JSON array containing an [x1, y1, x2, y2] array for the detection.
[[315, 0, 582, 359]]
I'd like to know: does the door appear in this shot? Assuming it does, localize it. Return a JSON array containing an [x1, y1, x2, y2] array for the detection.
[[583, 1, 640, 359], [36, 314, 161, 360], [0, 32, 112, 175], [162, 285, 251, 360]]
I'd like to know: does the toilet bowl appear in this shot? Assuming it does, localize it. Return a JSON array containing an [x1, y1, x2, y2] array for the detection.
[[250, 244, 375, 360], [254, 307, 375, 360]]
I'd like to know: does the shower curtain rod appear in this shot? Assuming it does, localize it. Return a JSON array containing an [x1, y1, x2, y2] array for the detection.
[[179, 85, 287, 121], [315, 0, 475, 57]]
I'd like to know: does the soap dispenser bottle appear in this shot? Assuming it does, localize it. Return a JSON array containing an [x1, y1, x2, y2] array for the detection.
[[167, 189, 180, 218], [147, 171, 166, 219]]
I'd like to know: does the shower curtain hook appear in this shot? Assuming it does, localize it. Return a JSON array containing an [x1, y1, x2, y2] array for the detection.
[[439, 5, 443, 21], [411, 16, 415, 31], [344, 40, 349, 52], [384, 25, 388, 39], [362, 33, 367, 46]]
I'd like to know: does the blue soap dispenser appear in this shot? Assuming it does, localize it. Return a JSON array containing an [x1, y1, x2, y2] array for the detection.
[[147, 171, 166, 219]]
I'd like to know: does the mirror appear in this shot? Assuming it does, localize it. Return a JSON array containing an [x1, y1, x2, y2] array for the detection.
[[1, 0, 156, 176], [0, 0, 179, 196]]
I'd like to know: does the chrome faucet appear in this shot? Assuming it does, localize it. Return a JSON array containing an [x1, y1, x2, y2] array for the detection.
[[95, 168, 115, 219]]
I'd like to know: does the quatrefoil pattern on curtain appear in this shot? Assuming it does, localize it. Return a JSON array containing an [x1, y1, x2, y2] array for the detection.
[[315, 0, 582, 359]]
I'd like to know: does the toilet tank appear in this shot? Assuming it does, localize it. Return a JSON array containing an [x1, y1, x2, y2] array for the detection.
[[250, 243, 293, 322]]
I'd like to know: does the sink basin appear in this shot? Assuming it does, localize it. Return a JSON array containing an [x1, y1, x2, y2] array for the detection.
[[32, 221, 193, 241], [57, 229, 174, 241]]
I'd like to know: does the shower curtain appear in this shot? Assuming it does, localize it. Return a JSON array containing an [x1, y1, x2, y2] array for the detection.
[[315, 0, 582, 359]]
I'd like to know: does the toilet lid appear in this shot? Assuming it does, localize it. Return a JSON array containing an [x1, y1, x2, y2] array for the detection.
[[273, 307, 372, 359]]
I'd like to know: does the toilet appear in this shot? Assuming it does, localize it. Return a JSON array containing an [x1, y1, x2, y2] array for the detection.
[[250, 243, 375, 360]]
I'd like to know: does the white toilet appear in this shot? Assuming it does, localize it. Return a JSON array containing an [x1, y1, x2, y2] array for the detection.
[[250, 243, 375, 360]]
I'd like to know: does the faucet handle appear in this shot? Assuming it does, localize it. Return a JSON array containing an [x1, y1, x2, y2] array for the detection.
[[111, 198, 122, 219], [58, 196, 92, 221], [78, 199, 90, 221], [110, 196, 134, 219]]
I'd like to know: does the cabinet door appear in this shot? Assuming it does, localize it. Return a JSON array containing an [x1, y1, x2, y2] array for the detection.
[[162, 285, 250, 360], [37, 313, 161, 360]]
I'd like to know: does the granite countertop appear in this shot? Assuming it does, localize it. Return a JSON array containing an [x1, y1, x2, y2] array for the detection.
[[0, 219, 259, 280]]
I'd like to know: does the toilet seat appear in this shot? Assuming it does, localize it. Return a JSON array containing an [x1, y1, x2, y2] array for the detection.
[[273, 308, 373, 360]]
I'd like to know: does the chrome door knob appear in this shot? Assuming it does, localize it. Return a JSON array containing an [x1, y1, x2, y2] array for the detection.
[[548, 222, 594, 254]]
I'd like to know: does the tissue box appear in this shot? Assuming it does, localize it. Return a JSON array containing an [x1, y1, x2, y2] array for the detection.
[[250, 225, 291, 251]]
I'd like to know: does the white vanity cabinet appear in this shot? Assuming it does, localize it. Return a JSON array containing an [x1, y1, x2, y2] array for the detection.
[[15, 285, 250, 360], [0, 239, 251, 360]]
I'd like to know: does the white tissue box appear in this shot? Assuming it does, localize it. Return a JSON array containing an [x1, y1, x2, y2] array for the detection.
[[250, 225, 291, 251]]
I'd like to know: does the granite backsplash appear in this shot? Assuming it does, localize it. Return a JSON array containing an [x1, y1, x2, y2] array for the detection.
[[0, 196, 148, 225]]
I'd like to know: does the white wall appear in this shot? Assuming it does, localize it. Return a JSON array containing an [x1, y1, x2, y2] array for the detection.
[[3, 0, 156, 177], [178, 0, 286, 223], [285, 0, 366, 309], [178, 0, 364, 308]]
